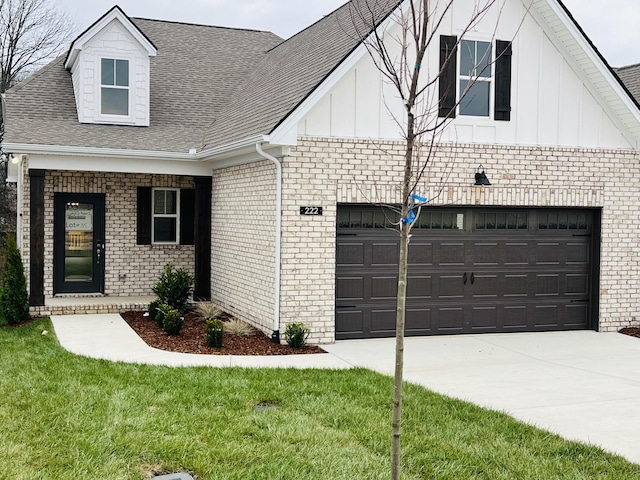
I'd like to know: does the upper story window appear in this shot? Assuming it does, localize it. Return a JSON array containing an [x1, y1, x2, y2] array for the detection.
[[101, 58, 129, 116], [459, 40, 492, 117], [439, 36, 512, 121]]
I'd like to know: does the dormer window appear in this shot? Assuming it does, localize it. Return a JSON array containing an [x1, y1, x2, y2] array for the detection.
[[65, 6, 156, 126], [101, 58, 129, 116]]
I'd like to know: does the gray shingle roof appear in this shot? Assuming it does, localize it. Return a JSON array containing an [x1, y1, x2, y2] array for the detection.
[[616, 63, 640, 104], [202, 0, 402, 149], [3, 18, 282, 153]]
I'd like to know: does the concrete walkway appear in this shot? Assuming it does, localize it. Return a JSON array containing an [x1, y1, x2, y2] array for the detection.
[[50, 314, 640, 464]]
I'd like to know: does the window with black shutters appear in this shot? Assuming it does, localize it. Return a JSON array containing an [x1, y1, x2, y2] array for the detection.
[[136, 186, 194, 246], [438, 36, 512, 121]]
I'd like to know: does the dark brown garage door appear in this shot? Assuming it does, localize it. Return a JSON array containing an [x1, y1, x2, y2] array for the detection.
[[336, 206, 597, 339]]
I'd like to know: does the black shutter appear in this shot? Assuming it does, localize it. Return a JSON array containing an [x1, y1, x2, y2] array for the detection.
[[494, 40, 512, 121], [439, 35, 458, 118], [180, 188, 195, 246], [137, 187, 152, 245], [193, 177, 212, 300]]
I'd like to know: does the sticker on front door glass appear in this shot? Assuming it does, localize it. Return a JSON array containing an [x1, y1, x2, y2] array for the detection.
[[65, 203, 94, 282]]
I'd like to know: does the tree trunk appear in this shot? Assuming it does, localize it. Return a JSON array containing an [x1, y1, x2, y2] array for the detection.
[[391, 109, 416, 480]]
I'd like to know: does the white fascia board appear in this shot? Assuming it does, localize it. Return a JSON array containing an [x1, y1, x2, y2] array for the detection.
[[3, 143, 210, 176], [65, 7, 157, 70], [537, 0, 640, 140], [194, 135, 269, 161], [3, 143, 193, 160], [195, 136, 287, 169], [269, 0, 408, 145], [209, 145, 286, 170], [27, 154, 212, 176], [3, 136, 285, 175]]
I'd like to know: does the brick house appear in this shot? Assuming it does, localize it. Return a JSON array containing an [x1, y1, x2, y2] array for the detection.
[[4, 0, 640, 344]]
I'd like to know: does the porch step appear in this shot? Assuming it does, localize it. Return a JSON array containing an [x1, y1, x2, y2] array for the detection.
[[29, 296, 155, 317]]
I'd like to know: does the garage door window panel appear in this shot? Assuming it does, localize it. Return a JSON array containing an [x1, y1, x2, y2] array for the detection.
[[476, 211, 527, 230]]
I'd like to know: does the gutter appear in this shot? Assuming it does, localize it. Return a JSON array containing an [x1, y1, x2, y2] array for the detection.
[[2, 135, 269, 162], [255, 143, 283, 342]]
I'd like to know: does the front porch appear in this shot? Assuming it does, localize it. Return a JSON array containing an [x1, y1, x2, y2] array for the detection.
[[29, 295, 155, 317]]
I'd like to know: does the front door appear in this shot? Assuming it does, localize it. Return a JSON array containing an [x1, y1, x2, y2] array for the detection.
[[54, 193, 106, 294]]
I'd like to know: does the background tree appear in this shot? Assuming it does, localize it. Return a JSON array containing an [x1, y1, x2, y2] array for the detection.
[[0, 0, 74, 92], [0, 0, 74, 272], [345, 0, 523, 478]]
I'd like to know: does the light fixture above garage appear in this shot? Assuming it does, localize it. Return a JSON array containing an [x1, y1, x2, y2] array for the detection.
[[474, 165, 491, 186]]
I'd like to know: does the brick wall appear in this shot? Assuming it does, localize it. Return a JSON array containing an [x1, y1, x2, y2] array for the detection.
[[20, 167, 195, 299], [211, 162, 278, 334], [278, 137, 640, 342]]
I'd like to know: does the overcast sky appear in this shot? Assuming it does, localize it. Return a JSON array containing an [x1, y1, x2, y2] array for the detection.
[[55, 0, 640, 68]]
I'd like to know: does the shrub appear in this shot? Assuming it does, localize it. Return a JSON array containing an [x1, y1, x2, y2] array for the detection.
[[0, 233, 29, 325], [147, 298, 161, 322], [155, 303, 173, 328], [194, 301, 224, 322], [225, 318, 253, 337], [205, 319, 224, 347], [284, 322, 310, 348], [152, 263, 194, 314], [161, 308, 183, 336]]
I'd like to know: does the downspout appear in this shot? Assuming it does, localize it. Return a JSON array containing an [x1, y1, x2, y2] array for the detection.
[[255, 143, 282, 342]]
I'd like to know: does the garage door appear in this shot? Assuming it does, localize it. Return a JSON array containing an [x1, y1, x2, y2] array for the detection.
[[336, 206, 596, 339]]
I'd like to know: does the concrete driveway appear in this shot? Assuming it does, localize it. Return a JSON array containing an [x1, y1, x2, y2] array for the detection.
[[322, 331, 640, 465]]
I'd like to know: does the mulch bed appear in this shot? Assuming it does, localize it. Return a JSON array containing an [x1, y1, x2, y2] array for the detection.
[[619, 327, 640, 339], [120, 310, 325, 356]]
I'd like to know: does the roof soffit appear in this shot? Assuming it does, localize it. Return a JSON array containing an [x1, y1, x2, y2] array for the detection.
[[530, 0, 640, 146]]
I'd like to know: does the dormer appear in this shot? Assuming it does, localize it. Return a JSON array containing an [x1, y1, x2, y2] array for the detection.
[[64, 6, 157, 126]]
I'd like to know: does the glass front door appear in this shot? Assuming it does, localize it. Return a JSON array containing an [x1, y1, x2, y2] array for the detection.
[[54, 194, 105, 294]]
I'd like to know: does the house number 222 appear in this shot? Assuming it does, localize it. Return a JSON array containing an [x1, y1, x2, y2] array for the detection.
[[300, 206, 323, 216]]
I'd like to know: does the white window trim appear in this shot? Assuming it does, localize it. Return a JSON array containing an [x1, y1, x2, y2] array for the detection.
[[152, 188, 180, 245], [458, 38, 495, 119], [95, 54, 135, 125]]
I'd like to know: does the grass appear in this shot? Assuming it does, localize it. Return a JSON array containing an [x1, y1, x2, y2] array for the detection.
[[1, 320, 639, 479]]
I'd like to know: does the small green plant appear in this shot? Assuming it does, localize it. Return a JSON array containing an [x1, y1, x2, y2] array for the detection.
[[194, 301, 224, 321], [205, 318, 224, 347], [0, 233, 29, 325], [161, 308, 183, 336], [152, 263, 194, 314], [155, 303, 173, 328], [225, 318, 253, 337], [284, 322, 310, 348], [147, 298, 161, 322]]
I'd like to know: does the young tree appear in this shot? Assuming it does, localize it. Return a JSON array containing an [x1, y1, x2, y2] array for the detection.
[[0, 232, 28, 324], [346, 1, 521, 477]]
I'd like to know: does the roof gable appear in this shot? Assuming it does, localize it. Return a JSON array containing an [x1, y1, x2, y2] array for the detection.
[[200, 0, 402, 150], [64, 5, 157, 71]]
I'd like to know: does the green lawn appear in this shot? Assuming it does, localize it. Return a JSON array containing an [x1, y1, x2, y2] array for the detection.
[[1, 320, 639, 479]]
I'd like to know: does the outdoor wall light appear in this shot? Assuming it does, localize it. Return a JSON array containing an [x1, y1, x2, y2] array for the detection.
[[10, 154, 19, 165], [474, 165, 491, 186]]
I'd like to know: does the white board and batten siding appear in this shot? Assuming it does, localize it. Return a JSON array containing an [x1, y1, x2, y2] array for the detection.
[[298, 0, 633, 150]]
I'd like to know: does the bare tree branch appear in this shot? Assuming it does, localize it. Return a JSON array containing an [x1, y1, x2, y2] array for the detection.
[[0, 0, 74, 93]]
